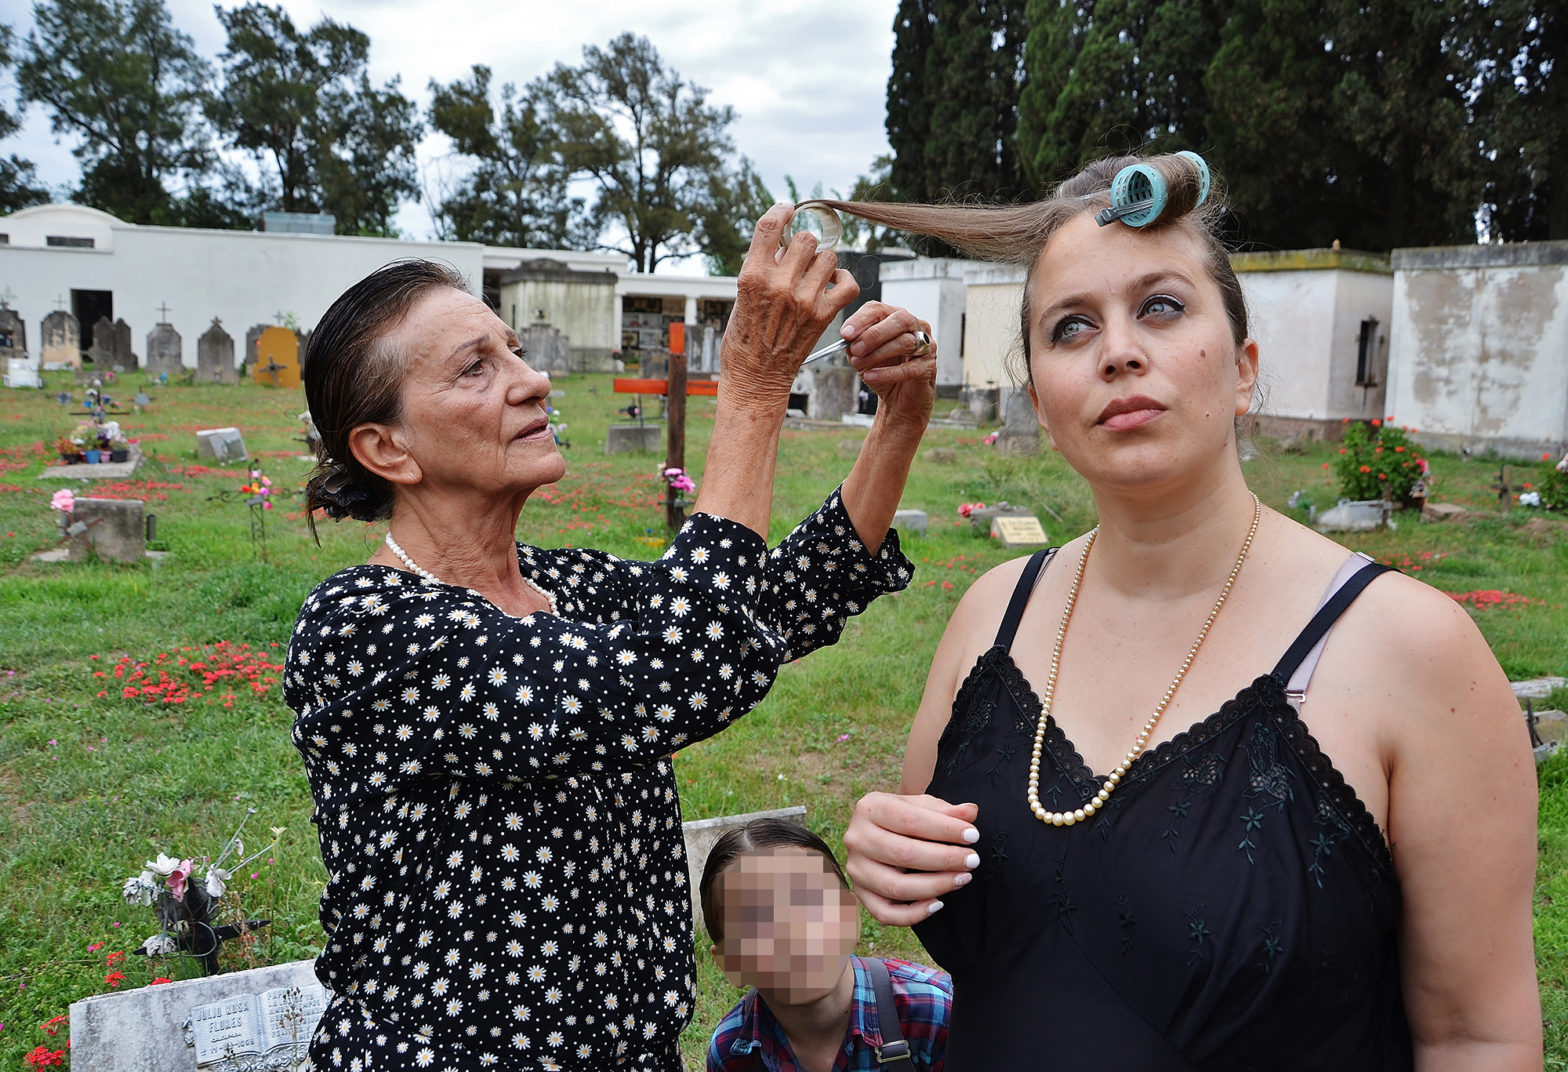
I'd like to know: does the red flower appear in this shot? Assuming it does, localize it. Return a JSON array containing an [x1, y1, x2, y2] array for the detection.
[[23, 1046, 67, 1067], [1370, 419, 1382, 427], [151, 977, 173, 985], [1359, 465, 1371, 473], [1394, 445, 1405, 452], [106, 950, 124, 966], [40, 1015, 67, 1036], [105, 970, 126, 988]]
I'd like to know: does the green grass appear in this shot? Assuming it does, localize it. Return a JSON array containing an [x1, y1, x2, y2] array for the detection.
[[0, 372, 1562, 1067]]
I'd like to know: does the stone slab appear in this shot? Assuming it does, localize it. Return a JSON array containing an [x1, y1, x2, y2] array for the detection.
[[1513, 677, 1568, 700], [991, 514, 1050, 547], [969, 503, 1034, 536], [69, 958, 322, 1072], [1314, 499, 1390, 532], [39, 450, 143, 482], [5, 358, 42, 388], [1421, 501, 1468, 522], [893, 509, 928, 537], [604, 424, 662, 454]]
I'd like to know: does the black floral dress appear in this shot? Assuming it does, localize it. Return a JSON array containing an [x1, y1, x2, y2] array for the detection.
[[285, 491, 911, 1072]]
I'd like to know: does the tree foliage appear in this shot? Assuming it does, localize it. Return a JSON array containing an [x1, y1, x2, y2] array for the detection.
[[0, 23, 50, 214], [210, 3, 420, 236], [426, 64, 592, 249], [889, 0, 1027, 202], [542, 33, 741, 273], [17, 0, 212, 224]]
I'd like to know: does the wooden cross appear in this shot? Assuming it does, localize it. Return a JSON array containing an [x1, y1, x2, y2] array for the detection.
[[612, 327, 712, 530]]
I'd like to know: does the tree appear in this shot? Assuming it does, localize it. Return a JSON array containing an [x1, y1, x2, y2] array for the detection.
[[17, 0, 212, 224], [426, 64, 592, 249], [209, 4, 420, 235], [540, 33, 740, 273], [1470, 0, 1566, 240], [690, 155, 773, 275], [0, 24, 50, 213]]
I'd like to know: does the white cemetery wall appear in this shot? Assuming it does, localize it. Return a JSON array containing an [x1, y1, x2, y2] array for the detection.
[[0, 205, 487, 369], [878, 259, 970, 391], [1387, 241, 1568, 456], [959, 263, 1027, 391]]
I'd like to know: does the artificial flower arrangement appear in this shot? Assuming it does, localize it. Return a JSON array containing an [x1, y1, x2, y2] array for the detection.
[[240, 467, 275, 509], [59, 419, 128, 463], [121, 810, 281, 975], [662, 466, 696, 506]]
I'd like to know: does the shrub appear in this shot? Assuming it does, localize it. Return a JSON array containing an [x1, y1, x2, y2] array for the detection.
[[1537, 453, 1568, 511], [1332, 420, 1426, 505]]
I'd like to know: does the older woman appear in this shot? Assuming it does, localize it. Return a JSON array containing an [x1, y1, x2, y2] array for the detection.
[[284, 204, 936, 1072], [831, 155, 1541, 1070]]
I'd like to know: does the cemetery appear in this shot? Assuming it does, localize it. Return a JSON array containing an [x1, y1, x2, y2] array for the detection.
[[0, 345, 1564, 1066]]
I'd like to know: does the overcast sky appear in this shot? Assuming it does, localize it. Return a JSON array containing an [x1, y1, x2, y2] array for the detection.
[[0, 0, 898, 245]]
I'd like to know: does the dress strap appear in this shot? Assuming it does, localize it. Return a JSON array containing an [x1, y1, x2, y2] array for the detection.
[[1271, 556, 1395, 699], [993, 548, 1057, 652]]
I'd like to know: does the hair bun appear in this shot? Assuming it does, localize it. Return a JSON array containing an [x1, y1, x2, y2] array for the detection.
[[308, 458, 384, 522]]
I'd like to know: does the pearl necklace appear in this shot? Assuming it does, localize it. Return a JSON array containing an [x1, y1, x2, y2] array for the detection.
[[383, 531, 559, 616], [1026, 493, 1261, 827]]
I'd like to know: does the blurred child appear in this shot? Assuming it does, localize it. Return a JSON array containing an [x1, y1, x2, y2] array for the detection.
[[700, 818, 951, 1071]]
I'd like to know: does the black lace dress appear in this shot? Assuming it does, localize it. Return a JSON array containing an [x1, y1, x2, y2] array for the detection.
[[914, 551, 1412, 1071]]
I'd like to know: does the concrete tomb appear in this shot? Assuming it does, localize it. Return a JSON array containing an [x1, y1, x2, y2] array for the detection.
[[114, 319, 135, 370], [605, 424, 663, 454], [196, 319, 238, 385], [809, 367, 858, 422], [41, 309, 81, 368], [521, 321, 572, 373]]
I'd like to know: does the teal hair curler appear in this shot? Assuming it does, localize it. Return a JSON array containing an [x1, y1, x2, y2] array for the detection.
[[1096, 152, 1211, 229]]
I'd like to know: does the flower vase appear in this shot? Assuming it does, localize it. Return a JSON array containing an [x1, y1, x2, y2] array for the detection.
[[84, 449, 101, 464], [110, 449, 129, 463]]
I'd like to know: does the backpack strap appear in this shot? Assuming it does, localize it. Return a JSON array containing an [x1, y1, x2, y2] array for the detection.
[[859, 956, 910, 1064]]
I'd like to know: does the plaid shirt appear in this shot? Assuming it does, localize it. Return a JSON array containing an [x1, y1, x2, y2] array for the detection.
[[706, 957, 951, 1072]]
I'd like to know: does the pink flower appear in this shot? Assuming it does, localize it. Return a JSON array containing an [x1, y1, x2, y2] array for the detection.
[[50, 489, 74, 513], [166, 859, 196, 902]]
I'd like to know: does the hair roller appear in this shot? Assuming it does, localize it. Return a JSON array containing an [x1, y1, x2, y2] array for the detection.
[[1097, 151, 1211, 229]]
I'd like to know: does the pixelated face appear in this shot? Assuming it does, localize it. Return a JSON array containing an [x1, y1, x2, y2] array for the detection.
[[714, 846, 859, 1003]]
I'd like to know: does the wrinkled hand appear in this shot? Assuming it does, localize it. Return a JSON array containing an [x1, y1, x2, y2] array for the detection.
[[837, 303, 937, 432], [843, 791, 980, 926], [722, 203, 859, 402]]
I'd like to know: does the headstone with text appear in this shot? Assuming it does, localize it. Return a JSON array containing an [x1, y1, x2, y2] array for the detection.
[[991, 513, 1050, 548], [994, 388, 1041, 456]]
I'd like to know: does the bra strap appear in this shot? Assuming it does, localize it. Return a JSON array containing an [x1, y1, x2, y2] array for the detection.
[[993, 548, 1055, 652], [1270, 560, 1395, 691]]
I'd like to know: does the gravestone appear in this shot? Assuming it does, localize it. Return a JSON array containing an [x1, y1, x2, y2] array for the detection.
[[991, 514, 1050, 547], [196, 319, 237, 385], [42, 309, 82, 368], [69, 958, 322, 1072], [0, 302, 26, 360], [66, 498, 146, 562], [245, 324, 267, 374], [994, 388, 1042, 456], [114, 319, 135, 370], [605, 424, 662, 454], [968, 503, 1034, 535], [810, 367, 858, 422], [196, 427, 248, 461], [521, 321, 572, 373], [253, 326, 300, 388], [90, 315, 117, 367], [893, 508, 929, 536], [146, 322, 184, 378]]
